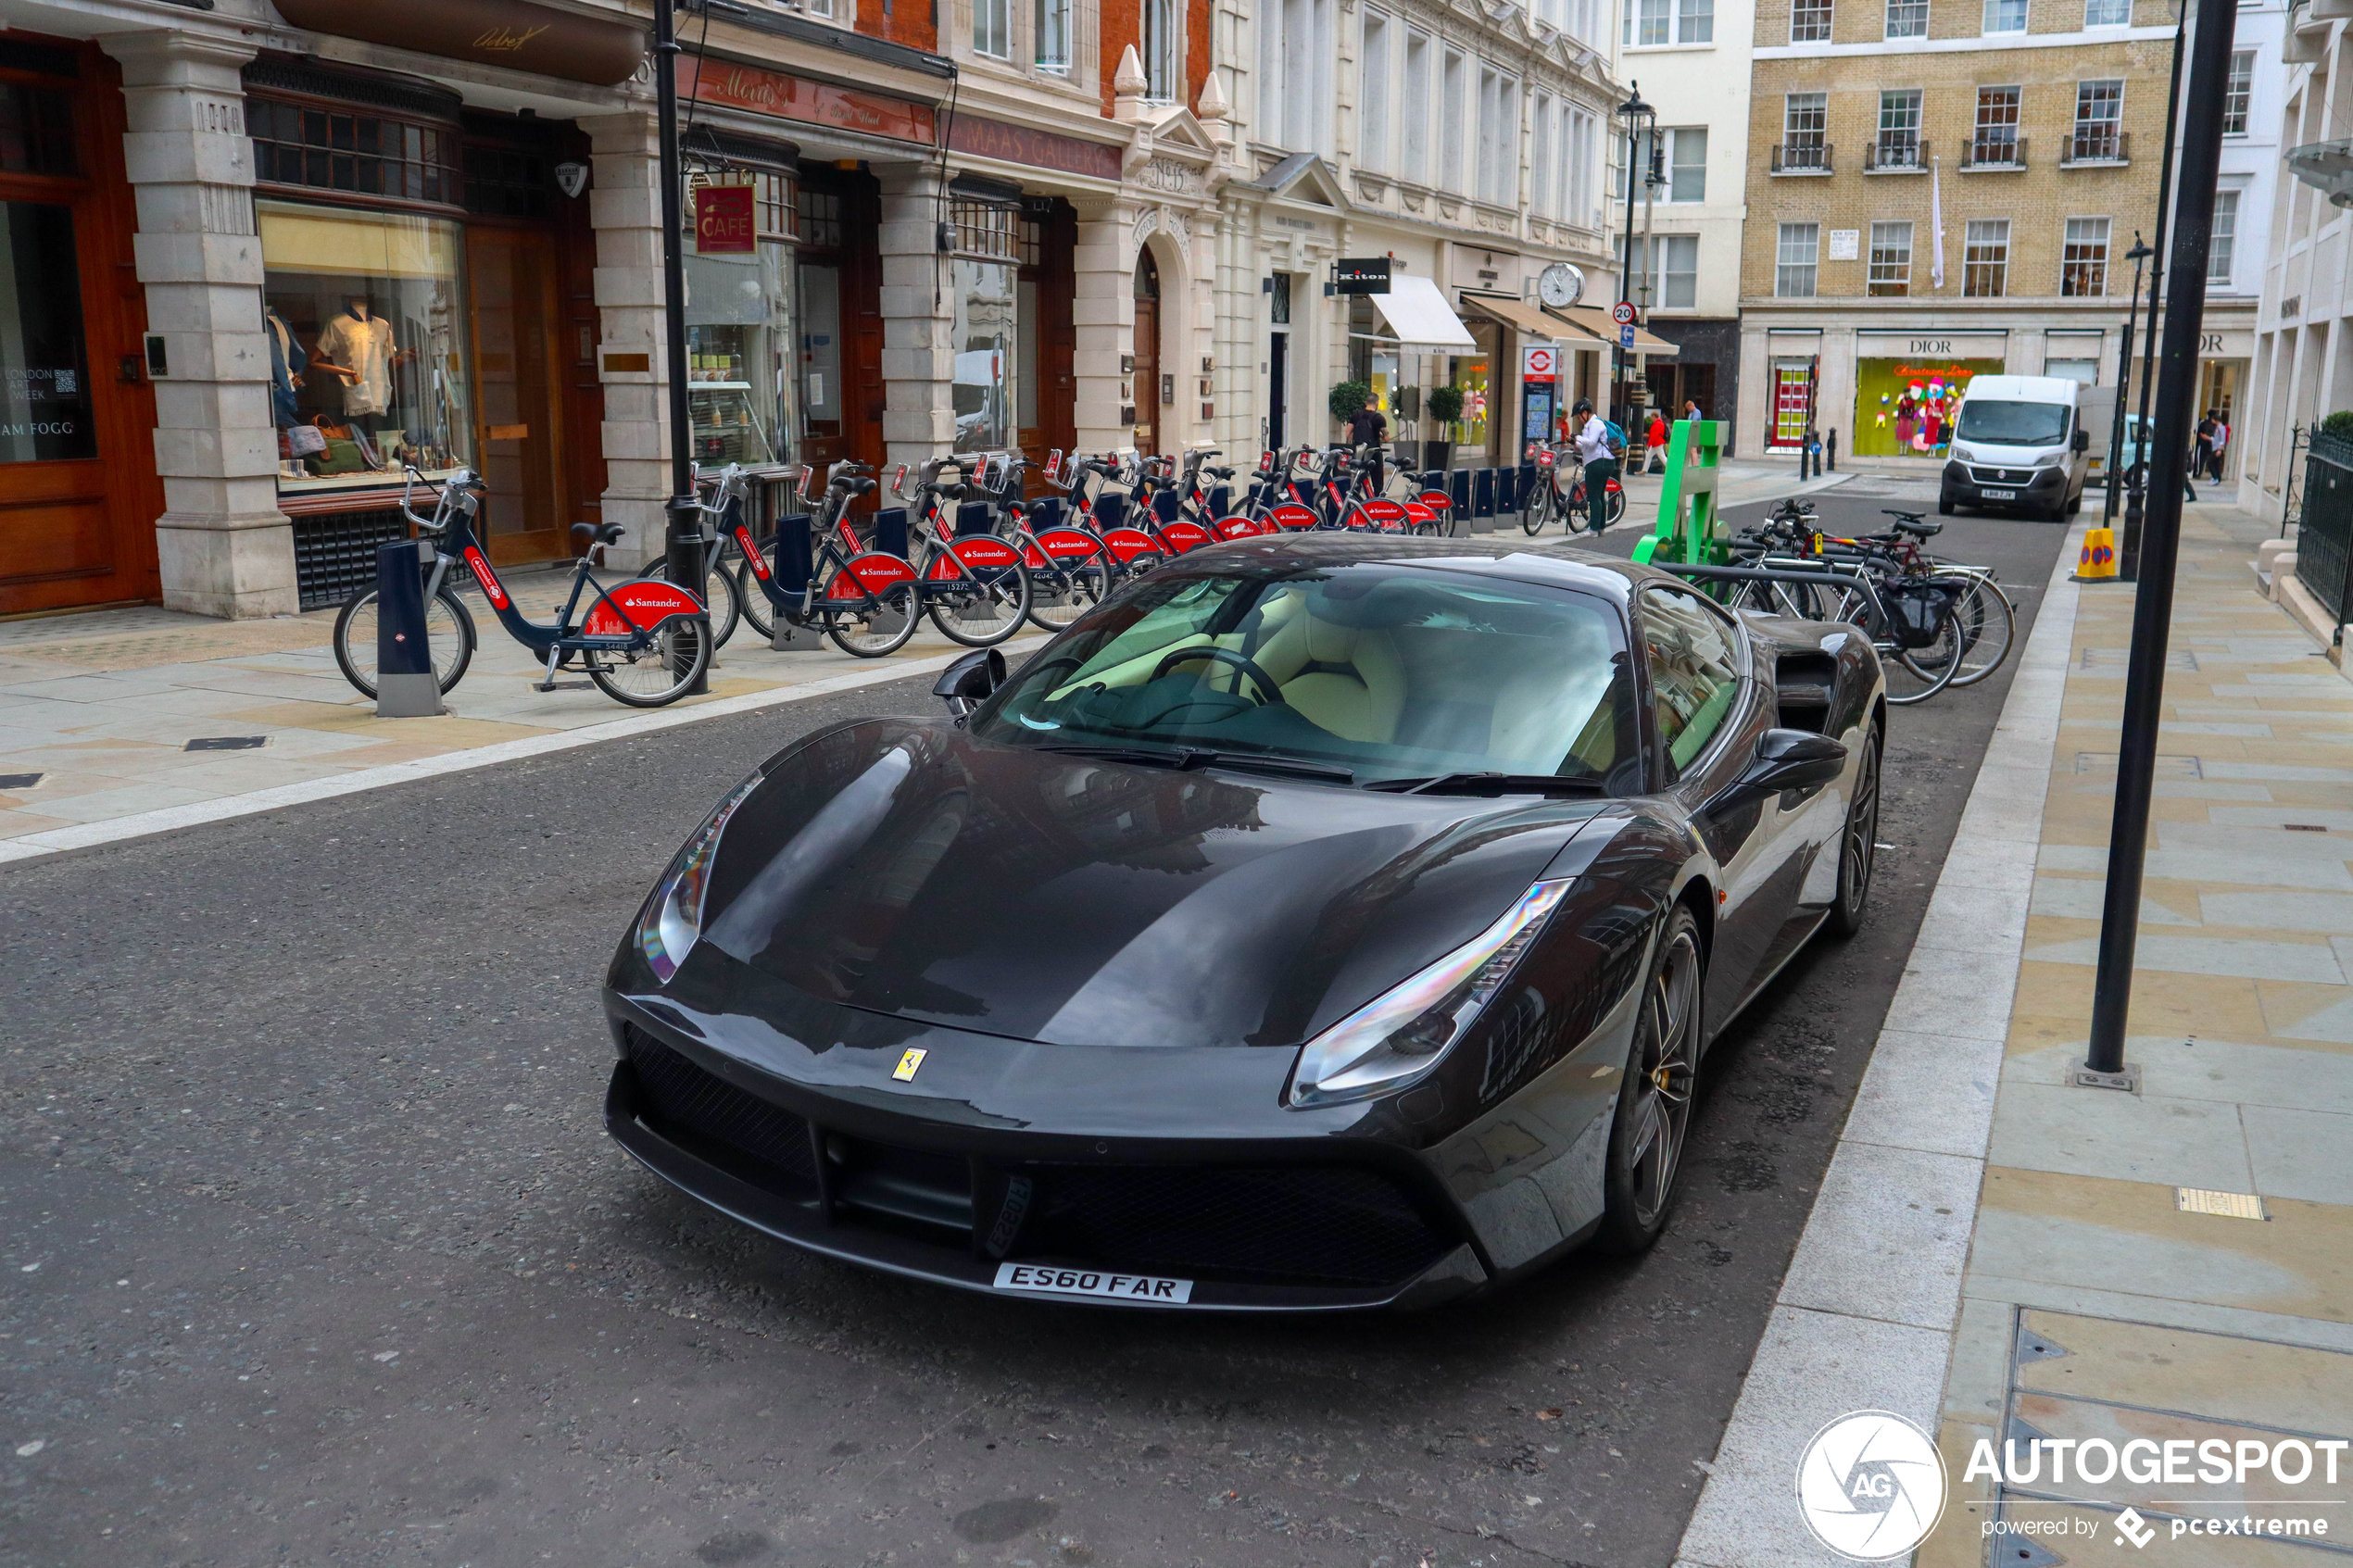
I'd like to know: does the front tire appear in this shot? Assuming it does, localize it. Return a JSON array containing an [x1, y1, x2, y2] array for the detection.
[[1938, 491, 1957, 516], [332, 584, 476, 698], [587, 619, 711, 708], [1828, 721, 1882, 937], [1593, 907, 1704, 1254]]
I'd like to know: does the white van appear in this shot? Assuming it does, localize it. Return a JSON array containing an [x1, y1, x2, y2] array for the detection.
[[1939, 375, 2091, 522]]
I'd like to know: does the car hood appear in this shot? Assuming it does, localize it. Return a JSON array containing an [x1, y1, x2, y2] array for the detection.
[[695, 718, 1608, 1050]]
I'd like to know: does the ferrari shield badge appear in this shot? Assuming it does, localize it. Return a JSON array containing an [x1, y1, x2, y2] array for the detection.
[[892, 1047, 927, 1082]]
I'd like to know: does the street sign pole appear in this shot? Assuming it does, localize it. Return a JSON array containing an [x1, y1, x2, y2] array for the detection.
[[2080, 0, 2238, 1090], [654, 0, 709, 694]]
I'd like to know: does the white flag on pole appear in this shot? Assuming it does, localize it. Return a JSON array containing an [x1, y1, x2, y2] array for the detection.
[[1931, 158, 1946, 289]]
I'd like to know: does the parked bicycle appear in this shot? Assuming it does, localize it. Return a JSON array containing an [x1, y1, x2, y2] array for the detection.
[[1519, 439, 1627, 534], [333, 467, 711, 707]]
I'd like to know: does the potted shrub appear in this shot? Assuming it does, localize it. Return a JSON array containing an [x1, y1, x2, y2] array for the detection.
[[1327, 378, 1372, 434], [1425, 384, 1465, 472]]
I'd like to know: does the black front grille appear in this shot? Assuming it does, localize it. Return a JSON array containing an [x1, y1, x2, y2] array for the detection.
[[624, 1027, 819, 1198], [1022, 1164, 1453, 1288]]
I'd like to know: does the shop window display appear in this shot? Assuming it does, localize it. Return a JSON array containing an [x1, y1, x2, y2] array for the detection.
[[686, 170, 799, 470], [258, 199, 472, 488], [950, 198, 1021, 455]]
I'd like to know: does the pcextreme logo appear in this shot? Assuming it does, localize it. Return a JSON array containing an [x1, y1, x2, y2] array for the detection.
[[1794, 1411, 1947, 1561]]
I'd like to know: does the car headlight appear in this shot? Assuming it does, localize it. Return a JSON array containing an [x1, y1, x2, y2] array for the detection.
[[1951, 445, 1976, 464], [1287, 878, 1577, 1109], [636, 773, 764, 983]]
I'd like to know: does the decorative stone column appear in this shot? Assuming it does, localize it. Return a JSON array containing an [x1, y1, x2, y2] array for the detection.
[[580, 110, 670, 570], [1072, 197, 1135, 456], [102, 31, 295, 619], [874, 162, 956, 470]]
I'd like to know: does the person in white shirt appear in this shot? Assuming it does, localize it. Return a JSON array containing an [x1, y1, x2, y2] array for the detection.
[[1568, 398, 1622, 534]]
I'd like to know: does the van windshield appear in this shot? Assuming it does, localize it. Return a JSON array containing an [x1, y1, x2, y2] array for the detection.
[[1956, 399, 2070, 447]]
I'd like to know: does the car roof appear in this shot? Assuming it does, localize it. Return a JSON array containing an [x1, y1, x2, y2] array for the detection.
[[1166, 534, 1665, 607]]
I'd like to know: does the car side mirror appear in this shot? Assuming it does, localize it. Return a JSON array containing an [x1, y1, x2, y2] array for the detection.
[[933, 647, 1006, 722], [2072, 426, 2090, 453], [1715, 728, 1847, 808]]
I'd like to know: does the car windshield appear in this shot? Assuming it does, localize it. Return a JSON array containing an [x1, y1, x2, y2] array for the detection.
[[972, 561, 1642, 789], [1956, 399, 2070, 446]]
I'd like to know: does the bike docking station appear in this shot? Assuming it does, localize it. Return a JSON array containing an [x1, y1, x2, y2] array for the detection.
[[373, 537, 446, 718]]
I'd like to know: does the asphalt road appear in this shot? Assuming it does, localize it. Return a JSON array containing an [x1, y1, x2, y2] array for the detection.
[[0, 485, 2069, 1568]]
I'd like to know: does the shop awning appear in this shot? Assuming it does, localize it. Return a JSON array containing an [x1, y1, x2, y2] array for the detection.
[[1367, 276, 1478, 352], [1459, 294, 1610, 347], [1548, 304, 1680, 357]]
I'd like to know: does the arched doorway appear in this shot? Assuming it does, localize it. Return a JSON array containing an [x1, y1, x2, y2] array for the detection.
[[1132, 249, 1162, 456]]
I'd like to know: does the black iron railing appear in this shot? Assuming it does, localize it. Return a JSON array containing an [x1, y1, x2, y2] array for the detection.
[[1963, 132, 2027, 168], [2296, 427, 2353, 634], [2063, 126, 2130, 163], [1771, 141, 1833, 172], [1866, 136, 1930, 171]]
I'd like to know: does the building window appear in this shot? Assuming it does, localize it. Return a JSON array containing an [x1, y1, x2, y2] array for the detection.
[[2209, 189, 2239, 283], [1476, 68, 1517, 206], [1781, 91, 1828, 170], [1360, 10, 1390, 171], [1679, 0, 1716, 41], [1441, 49, 1466, 191], [2062, 215, 2110, 295], [1973, 85, 2020, 163], [1259, 0, 1335, 153], [1885, 0, 1927, 40], [2223, 50, 2253, 134], [248, 97, 461, 205], [1626, 233, 1701, 308], [1570, 107, 1596, 223], [1983, 0, 2025, 29], [2084, 0, 2130, 23], [1625, 0, 1671, 45], [1143, 0, 1178, 99], [2072, 80, 2124, 160], [1792, 0, 1832, 41], [1403, 31, 1431, 180], [1869, 220, 1913, 295], [1667, 126, 1707, 200], [1530, 94, 1555, 216], [974, 0, 1011, 58], [1037, 0, 1071, 69], [1878, 89, 1922, 169], [1776, 221, 1819, 296], [1964, 218, 2009, 295]]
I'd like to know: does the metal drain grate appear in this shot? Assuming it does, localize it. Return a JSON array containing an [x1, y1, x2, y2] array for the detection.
[[2074, 752, 2203, 778], [2081, 646, 2200, 671], [184, 735, 269, 752], [0, 772, 43, 791]]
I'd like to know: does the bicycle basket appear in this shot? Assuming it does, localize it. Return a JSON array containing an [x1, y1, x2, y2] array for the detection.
[[1884, 577, 1958, 650]]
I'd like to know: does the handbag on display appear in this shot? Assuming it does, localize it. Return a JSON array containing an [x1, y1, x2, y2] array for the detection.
[[285, 423, 327, 458]]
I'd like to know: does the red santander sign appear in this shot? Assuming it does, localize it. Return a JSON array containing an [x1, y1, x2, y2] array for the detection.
[[694, 184, 756, 255]]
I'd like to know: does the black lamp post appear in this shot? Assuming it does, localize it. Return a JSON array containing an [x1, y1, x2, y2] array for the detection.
[[2120, 0, 2192, 583], [655, 0, 708, 692], [2103, 235, 2156, 530], [1615, 82, 1655, 433]]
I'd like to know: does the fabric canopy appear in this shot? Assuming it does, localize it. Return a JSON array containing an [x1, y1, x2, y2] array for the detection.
[[1460, 293, 1609, 347], [1548, 303, 1680, 357], [1366, 275, 1478, 351]]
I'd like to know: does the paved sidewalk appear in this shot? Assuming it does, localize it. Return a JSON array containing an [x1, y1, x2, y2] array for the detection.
[[1678, 499, 2353, 1566], [0, 565, 1036, 862]]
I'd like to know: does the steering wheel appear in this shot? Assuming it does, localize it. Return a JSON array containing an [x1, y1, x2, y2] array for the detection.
[[1149, 645, 1283, 707]]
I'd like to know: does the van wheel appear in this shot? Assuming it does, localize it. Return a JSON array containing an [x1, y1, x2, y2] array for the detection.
[[2067, 493, 2083, 517], [1938, 492, 1957, 516]]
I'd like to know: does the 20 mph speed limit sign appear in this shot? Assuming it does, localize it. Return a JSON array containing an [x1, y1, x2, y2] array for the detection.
[[1612, 300, 1638, 326]]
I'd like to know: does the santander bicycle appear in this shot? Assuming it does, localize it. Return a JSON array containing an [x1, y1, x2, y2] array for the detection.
[[332, 467, 711, 707]]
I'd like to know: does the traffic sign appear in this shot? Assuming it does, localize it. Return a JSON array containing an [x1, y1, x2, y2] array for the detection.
[[1612, 300, 1638, 326], [1619, 324, 1637, 348]]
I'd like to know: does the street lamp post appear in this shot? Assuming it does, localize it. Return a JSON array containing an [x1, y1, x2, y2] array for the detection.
[[1615, 83, 1655, 433], [2120, 0, 2192, 582], [654, 0, 708, 693], [2104, 235, 2156, 530]]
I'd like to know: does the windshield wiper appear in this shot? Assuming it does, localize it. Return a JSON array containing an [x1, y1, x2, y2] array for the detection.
[[1033, 742, 1353, 785], [1365, 771, 1604, 797]]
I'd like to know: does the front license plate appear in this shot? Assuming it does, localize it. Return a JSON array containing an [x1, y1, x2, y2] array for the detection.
[[1981, 488, 2016, 500], [993, 1261, 1194, 1304]]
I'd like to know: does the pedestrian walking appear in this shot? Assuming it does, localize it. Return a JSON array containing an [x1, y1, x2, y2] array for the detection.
[[1569, 398, 1623, 534], [1684, 397, 1703, 424], [1645, 409, 1669, 473], [2208, 413, 2230, 482], [1346, 395, 1389, 491], [2194, 411, 2218, 485]]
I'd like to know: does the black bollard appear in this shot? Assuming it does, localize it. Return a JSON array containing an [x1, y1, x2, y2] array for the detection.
[[374, 537, 442, 717]]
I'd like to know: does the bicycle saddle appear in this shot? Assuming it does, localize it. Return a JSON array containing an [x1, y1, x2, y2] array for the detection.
[[836, 476, 878, 497], [592, 521, 625, 546], [1881, 509, 1942, 537]]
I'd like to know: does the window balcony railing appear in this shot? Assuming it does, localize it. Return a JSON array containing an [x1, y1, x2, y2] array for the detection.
[[1771, 141, 1833, 173], [1962, 132, 2028, 169], [1865, 135, 1930, 172], [2062, 126, 2129, 164]]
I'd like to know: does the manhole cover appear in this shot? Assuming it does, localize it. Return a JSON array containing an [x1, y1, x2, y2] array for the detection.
[[185, 735, 269, 752]]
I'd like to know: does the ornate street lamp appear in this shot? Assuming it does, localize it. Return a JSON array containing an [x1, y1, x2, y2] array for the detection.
[[1615, 83, 1655, 433]]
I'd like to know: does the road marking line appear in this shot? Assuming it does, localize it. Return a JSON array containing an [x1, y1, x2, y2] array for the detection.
[[0, 639, 1045, 870]]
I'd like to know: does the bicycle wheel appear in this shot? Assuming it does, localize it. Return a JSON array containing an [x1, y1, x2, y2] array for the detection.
[[823, 580, 920, 658], [736, 556, 775, 641], [332, 584, 476, 698], [1881, 612, 1962, 706], [636, 553, 741, 648], [1026, 551, 1104, 632], [928, 555, 1032, 647], [1605, 481, 1628, 527], [587, 619, 711, 708], [1520, 481, 1548, 535], [1941, 570, 2017, 687]]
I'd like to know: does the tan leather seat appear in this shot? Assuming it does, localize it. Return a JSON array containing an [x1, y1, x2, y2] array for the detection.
[[1253, 608, 1406, 744]]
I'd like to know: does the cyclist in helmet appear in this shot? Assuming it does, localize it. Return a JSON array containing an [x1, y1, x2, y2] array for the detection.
[[1569, 398, 1624, 534]]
